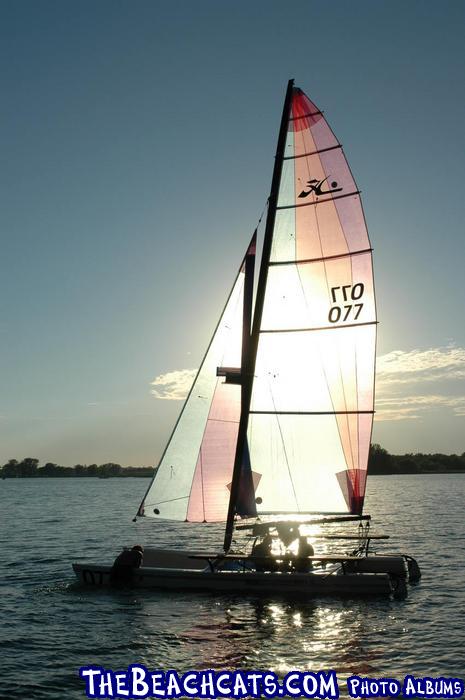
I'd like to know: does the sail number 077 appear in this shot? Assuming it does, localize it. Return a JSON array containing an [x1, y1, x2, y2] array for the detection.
[[328, 283, 364, 323]]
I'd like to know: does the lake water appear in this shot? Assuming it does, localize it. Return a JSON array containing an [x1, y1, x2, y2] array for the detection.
[[1, 475, 464, 698]]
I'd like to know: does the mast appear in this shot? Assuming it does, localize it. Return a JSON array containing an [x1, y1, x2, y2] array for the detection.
[[223, 79, 294, 552]]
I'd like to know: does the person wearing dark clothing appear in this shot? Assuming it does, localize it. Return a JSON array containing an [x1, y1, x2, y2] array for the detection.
[[252, 533, 273, 557], [110, 545, 144, 584], [294, 536, 314, 573], [252, 534, 277, 571]]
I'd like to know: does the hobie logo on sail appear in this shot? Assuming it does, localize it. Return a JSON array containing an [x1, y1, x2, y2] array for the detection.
[[298, 177, 342, 198]]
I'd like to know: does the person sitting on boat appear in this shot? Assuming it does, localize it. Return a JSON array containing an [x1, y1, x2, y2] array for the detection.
[[251, 534, 277, 571], [293, 536, 314, 573], [110, 544, 144, 584]]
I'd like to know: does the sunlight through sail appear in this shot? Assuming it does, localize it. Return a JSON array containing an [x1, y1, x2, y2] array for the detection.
[[248, 88, 376, 515]]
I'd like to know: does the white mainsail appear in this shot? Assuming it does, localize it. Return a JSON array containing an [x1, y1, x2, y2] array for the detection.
[[248, 87, 376, 515]]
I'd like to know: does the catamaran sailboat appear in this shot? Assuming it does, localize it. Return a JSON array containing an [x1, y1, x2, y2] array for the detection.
[[73, 80, 420, 597]]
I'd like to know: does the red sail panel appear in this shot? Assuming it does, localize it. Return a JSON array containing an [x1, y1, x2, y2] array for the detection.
[[187, 382, 241, 522]]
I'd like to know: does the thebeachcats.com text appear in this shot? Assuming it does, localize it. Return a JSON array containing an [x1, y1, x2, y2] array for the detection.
[[79, 666, 464, 699]]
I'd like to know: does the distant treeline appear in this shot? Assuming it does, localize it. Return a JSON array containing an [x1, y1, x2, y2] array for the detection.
[[368, 444, 465, 474], [0, 458, 155, 478], [2, 447, 464, 479]]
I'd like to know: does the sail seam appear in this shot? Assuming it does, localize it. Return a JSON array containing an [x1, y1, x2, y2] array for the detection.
[[260, 321, 377, 333], [269, 248, 373, 266], [283, 144, 342, 160], [277, 191, 360, 210]]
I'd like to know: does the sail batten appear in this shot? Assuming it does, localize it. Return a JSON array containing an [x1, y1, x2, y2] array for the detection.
[[269, 248, 373, 266], [250, 410, 375, 415], [289, 110, 323, 120], [260, 321, 377, 333], [283, 144, 343, 160], [277, 192, 361, 210]]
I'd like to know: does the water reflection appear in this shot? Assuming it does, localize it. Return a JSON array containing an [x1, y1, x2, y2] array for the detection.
[[129, 592, 395, 677], [3, 475, 465, 699]]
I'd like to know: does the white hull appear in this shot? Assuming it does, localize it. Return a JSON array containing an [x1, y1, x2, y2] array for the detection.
[[73, 563, 394, 596], [72, 548, 413, 598]]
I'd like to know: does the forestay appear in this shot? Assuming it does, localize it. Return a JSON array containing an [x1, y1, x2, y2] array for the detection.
[[248, 88, 376, 515]]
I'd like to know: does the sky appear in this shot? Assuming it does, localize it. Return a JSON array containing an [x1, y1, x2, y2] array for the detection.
[[1, 0, 464, 466]]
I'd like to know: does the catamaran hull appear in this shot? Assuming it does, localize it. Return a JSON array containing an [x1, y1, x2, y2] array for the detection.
[[72, 562, 395, 597]]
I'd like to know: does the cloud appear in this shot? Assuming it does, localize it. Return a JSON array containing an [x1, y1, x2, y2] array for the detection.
[[150, 369, 197, 400], [150, 346, 465, 421], [377, 345, 465, 384], [376, 345, 465, 421], [376, 394, 465, 421]]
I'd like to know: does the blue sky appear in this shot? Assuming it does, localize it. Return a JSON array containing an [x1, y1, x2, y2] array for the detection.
[[1, 0, 464, 465]]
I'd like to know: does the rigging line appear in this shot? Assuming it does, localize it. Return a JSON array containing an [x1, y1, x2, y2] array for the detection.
[[267, 373, 300, 512]]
